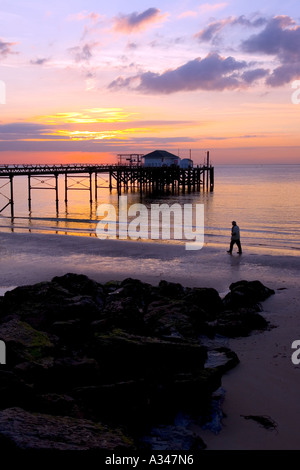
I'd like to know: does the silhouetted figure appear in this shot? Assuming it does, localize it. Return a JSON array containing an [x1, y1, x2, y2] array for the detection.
[[227, 221, 242, 254]]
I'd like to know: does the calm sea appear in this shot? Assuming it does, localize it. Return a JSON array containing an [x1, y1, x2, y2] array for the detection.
[[0, 164, 299, 254]]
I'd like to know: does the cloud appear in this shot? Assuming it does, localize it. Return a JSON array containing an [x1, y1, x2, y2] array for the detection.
[[0, 38, 17, 58], [0, 118, 199, 153], [178, 11, 198, 19], [0, 137, 196, 153], [67, 11, 102, 23], [195, 18, 231, 42], [69, 11, 106, 41], [68, 43, 98, 62], [198, 2, 228, 14], [0, 122, 50, 134], [242, 16, 299, 55], [109, 52, 248, 94], [0, 122, 60, 141], [30, 57, 50, 65], [267, 63, 300, 87], [241, 68, 270, 84], [127, 42, 138, 50], [241, 15, 300, 86], [195, 15, 267, 42], [113, 8, 167, 33], [179, 3, 227, 18]]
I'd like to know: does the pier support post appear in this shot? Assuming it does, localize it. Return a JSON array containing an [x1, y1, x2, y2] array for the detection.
[[95, 173, 98, 200], [187, 169, 191, 193], [28, 174, 31, 211], [210, 167, 214, 192], [89, 172, 93, 203], [55, 173, 59, 213], [64, 174, 68, 204], [10, 175, 14, 219]]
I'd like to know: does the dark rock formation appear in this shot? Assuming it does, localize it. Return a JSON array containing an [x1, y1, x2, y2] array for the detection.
[[0, 407, 133, 451], [223, 280, 275, 310], [0, 273, 274, 451]]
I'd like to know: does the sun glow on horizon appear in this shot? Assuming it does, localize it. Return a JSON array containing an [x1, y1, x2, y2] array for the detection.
[[34, 108, 136, 125]]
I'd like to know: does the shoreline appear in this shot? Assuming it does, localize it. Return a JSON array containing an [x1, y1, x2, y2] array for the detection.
[[1, 231, 299, 289], [1, 231, 300, 450]]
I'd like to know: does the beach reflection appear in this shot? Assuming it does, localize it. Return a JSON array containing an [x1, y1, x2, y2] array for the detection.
[[0, 165, 299, 255]]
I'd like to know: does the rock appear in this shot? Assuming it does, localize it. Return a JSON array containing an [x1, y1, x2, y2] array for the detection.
[[13, 358, 55, 388], [216, 309, 269, 337], [35, 393, 81, 417], [171, 368, 222, 407], [223, 280, 275, 310], [204, 347, 240, 373], [120, 277, 153, 298], [0, 371, 35, 410], [183, 287, 223, 317], [50, 319, 82, 343], [13, 355, 100, 393], [0, 273, 274, 451], [2, 282, 73, 328], [89, 330, 208, 382], [144, 300, 200, 339], [73, 380, 149, 423], [141, 421, 207, 451], [101, 296, 145, 333], [0, 319, 54, 365], [51, 273, 103, 296], [1, 276, 103, 330], [0, 407, 134, 451], [158, 280, 185, 299]]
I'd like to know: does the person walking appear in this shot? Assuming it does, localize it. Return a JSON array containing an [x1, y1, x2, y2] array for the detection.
[[227, 220, 242, 254]]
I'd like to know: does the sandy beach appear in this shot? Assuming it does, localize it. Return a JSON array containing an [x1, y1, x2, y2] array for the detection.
[[1, 231, 300, 450]]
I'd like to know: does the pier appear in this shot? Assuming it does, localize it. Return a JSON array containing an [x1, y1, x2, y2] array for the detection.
[[0, 161, 214, 218]]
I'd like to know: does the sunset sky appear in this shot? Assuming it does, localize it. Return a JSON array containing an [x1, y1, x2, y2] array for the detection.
[[0, 0, 300, 164]]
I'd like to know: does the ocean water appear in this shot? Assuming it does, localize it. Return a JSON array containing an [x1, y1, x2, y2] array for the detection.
[[0, 164, 299, 254]]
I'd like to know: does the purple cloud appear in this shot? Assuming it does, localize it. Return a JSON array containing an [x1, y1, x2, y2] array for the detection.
[[196, 19, 229, 42], [0, 38, 17, 58], [242, 16, 299, 56], [195, 15, 267, 43], [0, 122, 65, 142], [30, 57, 50, 65], [113, 8, 166, 33], [68, 43, 98, 62], [242, 16, 300, 85], [267, 63, 300, 86], [241, 68, 269, 84], [109, 53, 248, 94]]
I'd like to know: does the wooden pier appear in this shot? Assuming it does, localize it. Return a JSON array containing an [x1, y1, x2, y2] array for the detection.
[[0, 162, 214, 218]]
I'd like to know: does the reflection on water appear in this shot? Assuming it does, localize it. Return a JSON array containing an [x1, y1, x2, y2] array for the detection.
[[0, 165, 300, 253]]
